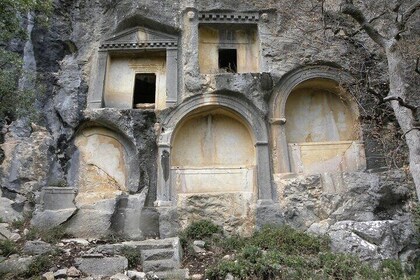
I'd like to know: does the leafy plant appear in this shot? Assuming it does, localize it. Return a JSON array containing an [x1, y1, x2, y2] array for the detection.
[[24, 254, 53, 277], [120, 246, 141, 269], [26, 226, 69, 244], [0, 239, 18, 257], [249, 225, 329, 255], [205, 225, 412, 280], [180, 220, 222, 242]]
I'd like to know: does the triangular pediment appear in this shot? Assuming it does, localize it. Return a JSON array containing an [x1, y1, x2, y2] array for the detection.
[[104, 27, 177, 44]]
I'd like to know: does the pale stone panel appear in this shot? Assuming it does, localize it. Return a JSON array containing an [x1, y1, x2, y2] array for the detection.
[[171, 111, 256, 200], [198, 25, 259, 73], [172, 113, 255, 167], [288, 141, 366, 174], [75, 128, 127, 206], [104, 53, 166, 109], [285, 86, 358, 143], [173, 167, 254, 193], [198, 27, 219, 73]]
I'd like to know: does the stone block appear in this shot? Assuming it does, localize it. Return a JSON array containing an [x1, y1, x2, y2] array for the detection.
[[23, 240, 54, 255], [0, 223, 12, 240], [142, 260, 179, 272], [41, 187, 76, 210], [110, 273, 130, 280], [66, 198, 118, 238], [0, 197, 23, 223], [31, 208, 76, 229], [141, 248, 174, 262], [153, 269, 190, 279], [0, 256, 33, 275], [75, 256, 128, 277], [127, 270, 146, 279]]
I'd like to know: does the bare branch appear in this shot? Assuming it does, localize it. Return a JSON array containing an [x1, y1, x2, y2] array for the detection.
[[340, 0, 387, 47], [367, 88, 418, 118], [382, 96, 418, 113], [401, 127, 420, 139], [399, 0, 420, 29], [367, 87, 385, 101], [350, 11, 387, 37]]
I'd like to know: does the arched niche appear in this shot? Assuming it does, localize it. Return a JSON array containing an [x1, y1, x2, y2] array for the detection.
[[71, 125, 140, 205], [270, 66, 366, 174], [155, 93, 272, 205], [171, 107, 256, 194]]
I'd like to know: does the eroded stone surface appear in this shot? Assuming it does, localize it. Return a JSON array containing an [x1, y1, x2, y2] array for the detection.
[[23, 240, 54, 255], [275, 170, 417, 264], [75, 256, 128, 277], [177, 192, 255, 236], [0, 0, 417, 270], [66, 197, 119, 238]]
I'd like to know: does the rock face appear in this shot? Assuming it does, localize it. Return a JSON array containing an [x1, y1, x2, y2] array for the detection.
[[0, 0, 418, 268], [276, 170, 417, 266]]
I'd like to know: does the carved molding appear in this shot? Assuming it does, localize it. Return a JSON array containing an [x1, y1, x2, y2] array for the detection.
[[100, 41, 177, 51], [198, 12, 259, 23]]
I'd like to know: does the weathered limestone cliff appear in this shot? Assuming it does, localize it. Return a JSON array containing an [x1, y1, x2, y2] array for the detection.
[[0, 0, 418, 274]]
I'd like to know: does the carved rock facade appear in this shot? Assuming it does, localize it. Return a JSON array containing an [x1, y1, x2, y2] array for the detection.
[[0, 0, 418, 266]]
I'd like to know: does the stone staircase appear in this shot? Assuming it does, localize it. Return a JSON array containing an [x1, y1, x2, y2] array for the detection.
[[86, 237, 187, 278]]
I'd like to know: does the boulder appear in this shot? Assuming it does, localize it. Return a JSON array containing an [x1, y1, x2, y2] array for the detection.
[[23, 240, 54, 255]]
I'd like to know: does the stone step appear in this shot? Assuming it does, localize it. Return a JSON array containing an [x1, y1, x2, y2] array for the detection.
[[92, 237, 180, 255], [142, 260, 180, 272], [141, 248, 175, 262], [153, 269, 189, 279]]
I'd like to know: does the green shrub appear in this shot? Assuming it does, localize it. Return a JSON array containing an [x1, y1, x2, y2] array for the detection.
[[380, 259, 405, 279], [218, 235, 247, 252], [181, 220, 223, 241], [11, 219, 25, 231], [179, 220, 223, 247], [205, 225, 411, 280], [24, 254, 52, 277], [0, 239, 18, 257], [319, 252, 381, 280], [250, 225, 330, 255], [120, 246, 141, 269], [26, 226, 68, 244]]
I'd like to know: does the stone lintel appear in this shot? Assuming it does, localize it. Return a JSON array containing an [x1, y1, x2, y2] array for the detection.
[[198, 12, 260, 23]]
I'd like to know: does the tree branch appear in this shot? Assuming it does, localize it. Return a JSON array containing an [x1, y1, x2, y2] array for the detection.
[[401, 127, 420, 139], [340, 0, 387, 48], [367, 88, 418, 119], [382, 96, 418, 113], [350, 11, 387, 37], [399, 0, 420, 29]]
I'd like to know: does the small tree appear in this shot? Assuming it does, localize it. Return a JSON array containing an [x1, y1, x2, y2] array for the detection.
[[340, 0, 420, 200]]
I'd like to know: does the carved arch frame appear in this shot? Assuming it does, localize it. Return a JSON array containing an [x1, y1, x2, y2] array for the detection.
[[269, 65, 360, 173], [72, 121, 141, 193], [155, 93, 273, 206]]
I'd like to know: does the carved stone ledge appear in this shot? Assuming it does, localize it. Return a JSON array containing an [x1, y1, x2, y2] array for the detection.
[[198, 12, 259, 23]]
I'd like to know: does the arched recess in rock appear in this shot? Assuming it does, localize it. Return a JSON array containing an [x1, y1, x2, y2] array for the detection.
[[156, 92, 272, 235], [172, 107, 256, 194], [156, 92, 272, 205], [270, 66, 366, 174], [71, 123, 140, 205]]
